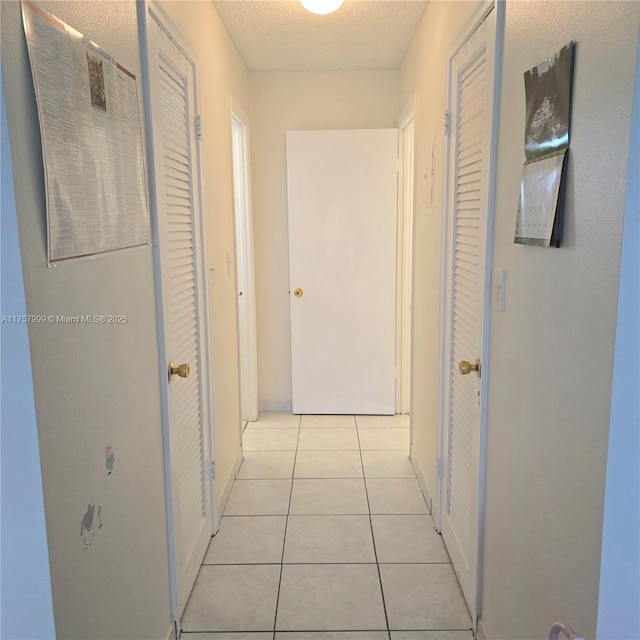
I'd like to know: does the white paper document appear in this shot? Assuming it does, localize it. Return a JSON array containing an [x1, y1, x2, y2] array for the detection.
[[22, 1, 149, 262], [515, 151, 566, 247]]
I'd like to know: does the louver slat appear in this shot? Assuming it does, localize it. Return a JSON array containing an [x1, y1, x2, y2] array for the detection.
[[159, 57, 206, 561], [447, 48, 487, 569]]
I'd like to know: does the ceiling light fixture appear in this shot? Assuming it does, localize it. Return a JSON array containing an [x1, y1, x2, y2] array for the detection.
[[301, 0, 344, 15]]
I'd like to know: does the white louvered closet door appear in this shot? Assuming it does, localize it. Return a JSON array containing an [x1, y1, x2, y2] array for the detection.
[[441, 8, 496, 625], [148, 17, 212, 617]]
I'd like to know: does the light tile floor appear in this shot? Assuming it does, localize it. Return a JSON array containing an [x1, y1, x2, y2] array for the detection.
[[182, 414, 472, 639]]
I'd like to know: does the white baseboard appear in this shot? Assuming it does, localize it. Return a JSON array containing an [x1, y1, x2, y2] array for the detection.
[[233, 448, 243, 477], [259, 400, 293, 413], [410, 452, 434, 516], [165, 621, 177, 640], [216, 449, 243, 528]]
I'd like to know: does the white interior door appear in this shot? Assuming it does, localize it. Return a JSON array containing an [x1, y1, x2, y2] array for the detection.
[[441, 8, 497, 625], [231, 103, 259, 423], [146, 12, 212, 618], [397, 111, 416, 416], [287, 129, 398, 415]]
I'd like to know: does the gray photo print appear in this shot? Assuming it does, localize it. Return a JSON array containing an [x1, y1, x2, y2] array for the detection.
[[524, 42, 574, 160], [87, 51, 107, 112]]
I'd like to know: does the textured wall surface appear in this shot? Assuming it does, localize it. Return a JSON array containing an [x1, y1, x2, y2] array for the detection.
[[401, 2, 640, 638], [1, 69, 56, 640], [249, 70, 400, 411], [1, 1, 173, 638], [399, 0, 481, 511], [482, 3, 640, 638], [596, 35, 640, 640]]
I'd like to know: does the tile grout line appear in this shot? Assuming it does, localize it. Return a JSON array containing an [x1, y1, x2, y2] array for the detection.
[[201, 561, 453, 566], [194, 416, 461, 636], [223, 512, 434, 517], [246, 426, 409, 431], [271, 413, 301, 636], [236, 476, 417, 481], [185, 632, 469, 636], [355, 415, 392, 638], [181, 627, 471, 636]]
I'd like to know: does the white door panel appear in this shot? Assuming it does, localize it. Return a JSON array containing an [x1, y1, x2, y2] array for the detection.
[[287, 129, 398, 415], [147, 15, 212, 617], [441, 8, 496, 625], [232, 106, 259, 423]]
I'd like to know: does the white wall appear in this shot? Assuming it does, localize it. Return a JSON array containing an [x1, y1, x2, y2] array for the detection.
[[399, 0, 481, 507], [596, 33, 640, 640], [401, 2, 640, 638], [1, 2, 173, 638], [481, 3, 640, 639], [249, 70, 400, 411], [160, 0, 251, 519], [1, 69, 56, 640]]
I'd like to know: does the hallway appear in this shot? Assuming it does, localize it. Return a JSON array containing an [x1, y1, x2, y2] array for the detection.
[[181, 413, 472, 637]]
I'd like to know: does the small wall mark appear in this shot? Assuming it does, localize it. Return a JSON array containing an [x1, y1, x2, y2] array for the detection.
[[81, 504, 104, 548], [105, 446, 115, 475], [81, 504, 95, 548]]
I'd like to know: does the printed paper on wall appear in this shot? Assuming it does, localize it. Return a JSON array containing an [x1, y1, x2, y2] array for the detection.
[[515, 42, 575, 247], [22, 1, 149, 263]]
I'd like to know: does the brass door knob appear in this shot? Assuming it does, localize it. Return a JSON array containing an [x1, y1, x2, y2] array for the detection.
[[168, 361, 190, 381], [293, 288, 303, 298], [459, 359, 480, 376]]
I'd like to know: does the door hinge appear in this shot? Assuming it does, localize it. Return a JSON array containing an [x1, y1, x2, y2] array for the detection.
[[444, 110, 451, 137], [208, 460, 216, 482], [195, 114, 202, 140], [436, 456, 444, 478]]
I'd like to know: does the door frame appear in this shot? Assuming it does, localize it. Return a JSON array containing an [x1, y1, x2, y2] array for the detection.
[[138, 0, 217, 625], [396, 97, 416, 420], [435, 0, 504, 628], [230, 98, 259, 423]]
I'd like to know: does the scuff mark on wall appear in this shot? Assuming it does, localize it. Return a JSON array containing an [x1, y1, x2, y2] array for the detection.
[[81, 504, 103, 547], [79, 446, 112, 549], [81, 504, 95, 548], [105, 446, 115, 474]]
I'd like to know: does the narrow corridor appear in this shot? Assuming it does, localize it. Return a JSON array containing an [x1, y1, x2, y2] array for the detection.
[[181, 413, 472, 638]]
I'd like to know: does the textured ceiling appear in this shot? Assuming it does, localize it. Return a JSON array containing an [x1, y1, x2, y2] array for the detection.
[[212, 1, 429, 71]]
